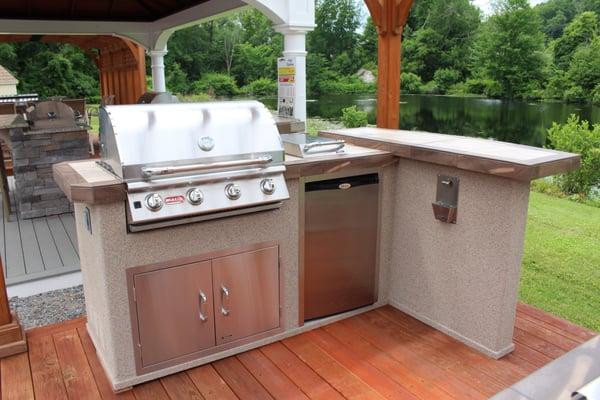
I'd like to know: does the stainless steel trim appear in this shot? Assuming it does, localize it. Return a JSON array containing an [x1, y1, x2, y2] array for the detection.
[[221, 285, 230, 316], [127, 202, 284, 232], [198, 290, 208, 322], [141, 156, 273, 178], [126, 166, 286, 192], [304, 140, 345, 153]]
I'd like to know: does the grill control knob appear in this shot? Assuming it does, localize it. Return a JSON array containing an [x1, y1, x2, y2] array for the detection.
[[225, 183, 241, 200], [186, 188, 204, 205], [260, 179, 276, 195], [145, 193, 163, 211]]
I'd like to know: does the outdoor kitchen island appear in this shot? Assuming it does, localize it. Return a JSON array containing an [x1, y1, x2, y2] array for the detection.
[[54, 118, 580, 391]]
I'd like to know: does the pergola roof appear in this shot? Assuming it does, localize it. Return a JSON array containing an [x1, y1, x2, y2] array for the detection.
[[0, 0, 212, 23], [0, 0, 314, 50]]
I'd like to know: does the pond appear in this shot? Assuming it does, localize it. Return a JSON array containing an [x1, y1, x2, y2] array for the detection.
[[262, 94, 600, 148]]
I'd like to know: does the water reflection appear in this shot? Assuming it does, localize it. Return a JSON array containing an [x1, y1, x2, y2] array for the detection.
[[262, 94, 600, 148]]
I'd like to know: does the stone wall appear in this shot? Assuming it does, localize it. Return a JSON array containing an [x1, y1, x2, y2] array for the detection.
[[10, 127, 89, 219]]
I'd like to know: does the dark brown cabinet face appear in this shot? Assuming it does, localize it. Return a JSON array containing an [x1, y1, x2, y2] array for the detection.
[[134, 261, 215, 368], [212, 246, 280, 345]]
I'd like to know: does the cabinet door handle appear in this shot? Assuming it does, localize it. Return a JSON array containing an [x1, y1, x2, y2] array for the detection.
[[220, 285, 230, 316], [198, 290, 208, 322]]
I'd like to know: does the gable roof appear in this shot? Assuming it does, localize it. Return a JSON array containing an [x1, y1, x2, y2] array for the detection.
[[0, 65, 18, 85]]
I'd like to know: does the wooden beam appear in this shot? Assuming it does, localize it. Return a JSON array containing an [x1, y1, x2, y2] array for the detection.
[[0, 262, 10, 327], [365, 0, 414, 129], [364, 0, 383, 30], [0, 258, 27, 358]]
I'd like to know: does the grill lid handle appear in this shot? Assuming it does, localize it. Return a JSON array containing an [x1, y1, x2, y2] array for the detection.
[[303, 140, 345, 153], [141, 156, 273, 178]]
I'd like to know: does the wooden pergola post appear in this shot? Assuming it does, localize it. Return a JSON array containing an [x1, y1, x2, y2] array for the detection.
[[365, 0, 414, 129], [0, 259, 26, 358]]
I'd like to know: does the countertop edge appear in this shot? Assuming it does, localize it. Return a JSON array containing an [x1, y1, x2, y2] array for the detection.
[[53, 161, 127, 204], [53, 152, 397, 204], [320, 130, 581, 181]]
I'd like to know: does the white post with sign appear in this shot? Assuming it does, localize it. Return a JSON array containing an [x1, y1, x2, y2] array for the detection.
[[278, 57, 296, 118]]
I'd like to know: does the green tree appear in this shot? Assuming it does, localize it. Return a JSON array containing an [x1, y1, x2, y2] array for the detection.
[[566, 37, 600, 95], [166, 62, 190, 94], [10, 42, 98, 98], [0, 43, 18, 73], [402, 0, 480, 81], [361, 17, 378, 63], [535, 0, 585, 38], [231, 43, 278, 86], [553, 12, 598, 70], [470, 0, 547, 99], [309, 0, 361, 61]]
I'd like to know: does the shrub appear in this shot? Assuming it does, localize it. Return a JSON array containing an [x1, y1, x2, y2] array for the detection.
[[192, 73, 238, 97], [400, 72, 423, 94], [448, 82, 470, 96], [433, 68, 461, 94], [421, 81, 441, 95], [166, 62, 190, 95], [319, 75, 375, 94], [563, 86, 586, 103], [483, 80, 503, 98], [179, 93, 212, 103], [547, 115, 600, 195], [592, 84, 600, 105], [465, 78, 495, 95], [340, 106, 368, 128], [242, 78, 277, 96], [544, 70, 569, 100]]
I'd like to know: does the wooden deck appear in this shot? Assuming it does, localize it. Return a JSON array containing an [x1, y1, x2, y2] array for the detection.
[[0, 303, 596, 399], [1, 178, 80, 285]]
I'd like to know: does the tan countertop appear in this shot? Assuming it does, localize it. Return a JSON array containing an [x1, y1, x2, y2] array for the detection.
[[321, 127, 581, 181], [52, 144, 395, 204]]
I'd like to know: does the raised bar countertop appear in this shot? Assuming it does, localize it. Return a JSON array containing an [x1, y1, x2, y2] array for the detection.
[[53, 127, 581, 203], [321, 127, 580, 181], [52, 144, 396, 204]]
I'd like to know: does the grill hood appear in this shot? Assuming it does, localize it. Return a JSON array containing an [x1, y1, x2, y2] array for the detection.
[[99, 101, 285, 182]]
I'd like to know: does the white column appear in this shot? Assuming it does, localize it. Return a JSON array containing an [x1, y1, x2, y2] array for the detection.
[[275, 26, 309, 122], [149, 49, 168, 93]]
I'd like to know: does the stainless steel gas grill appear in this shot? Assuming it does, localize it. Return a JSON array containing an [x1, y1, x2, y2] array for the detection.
[[99, 101, 289, 232]]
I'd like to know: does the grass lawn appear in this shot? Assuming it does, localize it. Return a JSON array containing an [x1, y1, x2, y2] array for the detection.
[[521, 192, 600, 332]]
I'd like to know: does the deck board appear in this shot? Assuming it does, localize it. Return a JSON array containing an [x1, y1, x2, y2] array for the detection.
[[4, 213, 25, 278], [59, 213, 78, 255], [186, 364, 239, 400], [32, 218, 64, 272], [0, 176, 80, 285], [18, 218, 45, 275], [46, 216, 79, 269], [3, 304, 596, 400]]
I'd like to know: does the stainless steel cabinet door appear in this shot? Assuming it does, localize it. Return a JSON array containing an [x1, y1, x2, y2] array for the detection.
[[212, 246, 280, 345], [133, 261, 215, 367]]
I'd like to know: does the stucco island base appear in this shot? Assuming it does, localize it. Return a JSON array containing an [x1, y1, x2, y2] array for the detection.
[[72, 161, 530, 391]]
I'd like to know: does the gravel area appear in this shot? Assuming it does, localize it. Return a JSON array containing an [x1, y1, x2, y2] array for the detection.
[[9, 285, 86, 330]]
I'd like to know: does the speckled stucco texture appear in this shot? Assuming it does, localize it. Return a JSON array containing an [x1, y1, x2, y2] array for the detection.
[[75, 180, 300, 385], [389, 158, 530, 355]]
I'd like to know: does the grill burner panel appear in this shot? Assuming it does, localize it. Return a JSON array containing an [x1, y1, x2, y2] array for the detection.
[[99, 101, 289, 231], [126, 174, 288, 230]]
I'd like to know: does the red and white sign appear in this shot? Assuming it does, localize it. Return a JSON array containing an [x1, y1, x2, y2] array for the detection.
[[164, 195, 185, 205]]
